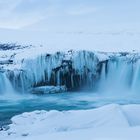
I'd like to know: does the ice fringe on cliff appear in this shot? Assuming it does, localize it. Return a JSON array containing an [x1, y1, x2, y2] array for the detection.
[[1, 44, 140, 94]]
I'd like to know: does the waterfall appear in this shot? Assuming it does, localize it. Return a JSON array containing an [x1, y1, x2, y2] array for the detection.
[[97, 58, 140, 94], [97, 62, 106, 92], [1, 50, 140, 94], [131, 60, 140, 93], [7, 51, 99, 92], [0, 72, 14, 94]]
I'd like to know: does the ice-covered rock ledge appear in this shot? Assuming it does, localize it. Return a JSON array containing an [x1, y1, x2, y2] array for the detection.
[[1, 43, 140, 94], [29, 85, 67, 94], [0, 43, 108, 93], [0, 104, 140, 140]]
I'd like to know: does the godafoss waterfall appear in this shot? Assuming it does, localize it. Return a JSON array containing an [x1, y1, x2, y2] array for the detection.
[[0, 44, 140, 127]]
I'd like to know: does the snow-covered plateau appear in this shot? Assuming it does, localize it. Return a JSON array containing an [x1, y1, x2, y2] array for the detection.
[[0, 104, 140, 140]]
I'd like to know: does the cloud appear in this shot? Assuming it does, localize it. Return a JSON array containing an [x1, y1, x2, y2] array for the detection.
[[0, 0, 139, 30], [0, 0, 99, 29], [0, 0, 48, 29], [0, 0, 20, 19], [67, 5, 97, 16]]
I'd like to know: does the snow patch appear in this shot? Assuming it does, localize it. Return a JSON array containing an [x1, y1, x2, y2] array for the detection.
[[0, 104, 139, 139]]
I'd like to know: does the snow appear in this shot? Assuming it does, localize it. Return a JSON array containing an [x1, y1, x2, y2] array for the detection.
[[0, 44, 139, 72], [122, 105, 140, 126], [0, 28, 140, 52], [0, 104, 140, 140], [94, 52, 109, 62]]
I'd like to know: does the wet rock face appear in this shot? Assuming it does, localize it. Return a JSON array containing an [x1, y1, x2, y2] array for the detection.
[[97, 60, 108, 75], [49, 60, 94, 90], [0, 60, 13, 65], [0, 43, 29, 50]]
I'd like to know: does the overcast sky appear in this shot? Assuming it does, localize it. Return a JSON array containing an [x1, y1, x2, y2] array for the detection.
[[0, 0, 140, 51], [0, 0, 139, 30]]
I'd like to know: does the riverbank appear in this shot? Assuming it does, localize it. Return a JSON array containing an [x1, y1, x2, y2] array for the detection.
[[0, 104, 140, 140]]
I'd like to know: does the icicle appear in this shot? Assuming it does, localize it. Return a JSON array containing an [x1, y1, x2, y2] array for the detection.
[[4, 50, 140, 94]]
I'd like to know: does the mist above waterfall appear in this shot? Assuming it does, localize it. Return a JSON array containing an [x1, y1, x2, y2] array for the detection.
[[0, 73, 15, 95]]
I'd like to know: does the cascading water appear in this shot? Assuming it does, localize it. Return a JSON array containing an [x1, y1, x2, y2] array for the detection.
[[131, 60, 140, 93], [0, 72, 14, 95], [97, 57, 140, 95]]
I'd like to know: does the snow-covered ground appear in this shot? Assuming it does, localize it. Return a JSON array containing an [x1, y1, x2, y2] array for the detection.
[[0, 104, 140, 140], [0, 28, 140, 52], [0, 43, 139, 71]]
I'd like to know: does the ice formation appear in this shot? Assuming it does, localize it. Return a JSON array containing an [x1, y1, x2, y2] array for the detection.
[[0, 44, 140, 94]]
